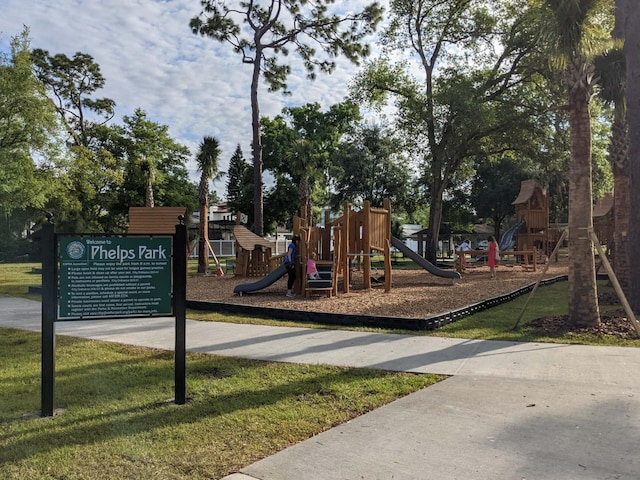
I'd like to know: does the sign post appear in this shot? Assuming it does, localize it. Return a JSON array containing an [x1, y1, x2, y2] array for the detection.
[[173, 217, 187, 404], [41, 219, 56, 417], [40, 217, 187, 416]]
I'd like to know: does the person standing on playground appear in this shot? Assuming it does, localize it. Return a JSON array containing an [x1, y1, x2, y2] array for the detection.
[[456, 239, 471, 271], [306, 252, 320, 280], [487, 235, 499, 278], [285, 235, 300, 297]]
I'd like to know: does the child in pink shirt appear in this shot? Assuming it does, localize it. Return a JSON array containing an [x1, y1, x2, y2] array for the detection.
[[306, 253, 320, 279]]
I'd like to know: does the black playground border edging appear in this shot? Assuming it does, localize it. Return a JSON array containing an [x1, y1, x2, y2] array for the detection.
[[187, 274, 571, 331]]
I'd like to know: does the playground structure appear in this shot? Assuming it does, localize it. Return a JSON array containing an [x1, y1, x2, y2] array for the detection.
[[296, 199, 393, 297], [233, 198, 464, 296], [593, 192, 614, 249], [455, 180, 551, 273], [128, 206, 227, 275], [510, 179, 612, 257], [233, 200, 394, 296], [232, 224, 284, 277], [512, 179, 550, 255]]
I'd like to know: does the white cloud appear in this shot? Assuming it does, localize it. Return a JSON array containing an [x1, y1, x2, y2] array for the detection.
[[0, 0, 386, 197]]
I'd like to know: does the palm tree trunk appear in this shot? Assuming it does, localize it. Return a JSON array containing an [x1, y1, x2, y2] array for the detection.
[[299, 175, 311, 224], [567, 70, 600, 328], [198, 172, 210, 274], [610, 115, 631, 295], [198, 201, 209, 274], [145, 178, 154, 208]]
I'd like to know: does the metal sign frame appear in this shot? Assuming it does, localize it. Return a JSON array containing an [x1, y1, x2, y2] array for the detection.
[[40, 220, 187, 417]]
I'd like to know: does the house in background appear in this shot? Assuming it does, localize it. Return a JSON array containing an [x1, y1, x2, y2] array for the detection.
[[191, 203, 287, 258]]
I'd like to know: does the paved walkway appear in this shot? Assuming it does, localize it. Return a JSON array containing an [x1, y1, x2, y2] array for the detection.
[[2, 295, 640, 479]]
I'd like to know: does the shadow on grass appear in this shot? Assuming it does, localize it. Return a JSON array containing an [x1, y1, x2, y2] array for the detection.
[[1, 330, 435, 466]]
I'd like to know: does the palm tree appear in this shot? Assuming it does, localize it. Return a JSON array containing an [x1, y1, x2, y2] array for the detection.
[[539, 0, 613, 328], [195, 136, 222, 274], [595, 46, 630, 295]]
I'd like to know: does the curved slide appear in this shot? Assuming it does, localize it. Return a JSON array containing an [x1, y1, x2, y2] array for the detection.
[[391, 236, 461, 279], [233, 264, 289, 295], [499, 220, 525, 251]]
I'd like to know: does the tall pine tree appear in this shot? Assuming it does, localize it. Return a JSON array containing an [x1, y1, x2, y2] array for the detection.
[[226, 144, 248, 211]]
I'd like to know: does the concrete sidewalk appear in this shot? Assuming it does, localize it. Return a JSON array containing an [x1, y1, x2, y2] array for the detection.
[[2, 295, 640, 479]]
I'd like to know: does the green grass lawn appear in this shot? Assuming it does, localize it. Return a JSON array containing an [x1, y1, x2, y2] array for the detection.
[[3, 262, 639, 346], [1, 261, 638, 478], [0, 328, 439, 479]]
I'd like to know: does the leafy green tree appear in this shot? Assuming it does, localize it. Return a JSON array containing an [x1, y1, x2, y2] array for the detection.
[[31, 49, 115, 147], [195, 136, 222, 273], [0, 28, 58, 214], [114, 109, 196, 216], [0, 29, 61, 258], [190, 0, 383, 236], [470, 156, 534, 239], [29, 47, 127, 232], [44, 145, 125, 232], [262, 101, 360, 225], [330, 125, 414, 215], [350, 0, 547, 262]]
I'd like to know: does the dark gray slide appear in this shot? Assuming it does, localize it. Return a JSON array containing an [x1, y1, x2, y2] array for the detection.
[[391, 236, 461, 279], [499, 220, 525, 251], [233, 263, 289, 295]]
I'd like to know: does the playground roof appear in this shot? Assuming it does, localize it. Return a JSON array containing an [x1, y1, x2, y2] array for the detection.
[[593, 193, 614, 218], [233, 225, 273, 251], [128, 207, 188, 234], [511, 179, 544, 205]]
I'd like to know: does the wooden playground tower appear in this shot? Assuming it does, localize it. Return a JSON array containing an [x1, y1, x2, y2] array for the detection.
[[512, 179, 550, 255], [296, 199, 392, 296], [232, 224, 284, 277]]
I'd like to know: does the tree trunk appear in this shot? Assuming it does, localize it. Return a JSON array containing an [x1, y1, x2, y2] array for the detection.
[[611, 2, 631, 298], [625, 0, 640, 311], [425, 182, 445, 264], [145, 178, 154, 208], [198, 200, 209, 274], [610, 115, 631, 296], [567, 71, 600, 328], [251, 52, 264, 236], [299, 175, 311, 224]]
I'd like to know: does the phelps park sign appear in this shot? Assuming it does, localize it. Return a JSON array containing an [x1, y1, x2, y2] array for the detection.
[[58, 236, 172, 319], [39, 220, 188, 417]]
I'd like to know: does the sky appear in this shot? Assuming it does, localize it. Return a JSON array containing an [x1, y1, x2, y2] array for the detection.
[[0, 0, 386, 198]]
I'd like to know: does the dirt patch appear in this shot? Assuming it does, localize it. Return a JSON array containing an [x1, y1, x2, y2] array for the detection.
[[528, 314, 636, 339], [527, 289, 636, 339], [187, 260, 571, 319]]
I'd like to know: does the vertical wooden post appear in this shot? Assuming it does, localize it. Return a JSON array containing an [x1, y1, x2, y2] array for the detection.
[[363, 201, 371, 290], [590, 230, 640, 337], [512, 229, 567, 330], [384, 198, 392, 293], [343, 202, 350, 294], [292, 216, 303, 294]]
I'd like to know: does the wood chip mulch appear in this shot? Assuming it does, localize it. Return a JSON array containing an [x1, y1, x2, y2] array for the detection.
[[187, 259, 572, 320]]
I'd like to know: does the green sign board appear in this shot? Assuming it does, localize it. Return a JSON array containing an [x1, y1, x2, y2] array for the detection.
[[58, 236, 173, 319]]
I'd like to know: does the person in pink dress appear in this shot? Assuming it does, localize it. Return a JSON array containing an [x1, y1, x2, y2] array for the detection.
[[487, 235, 499, 278], [306, 252, 320, 280]]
